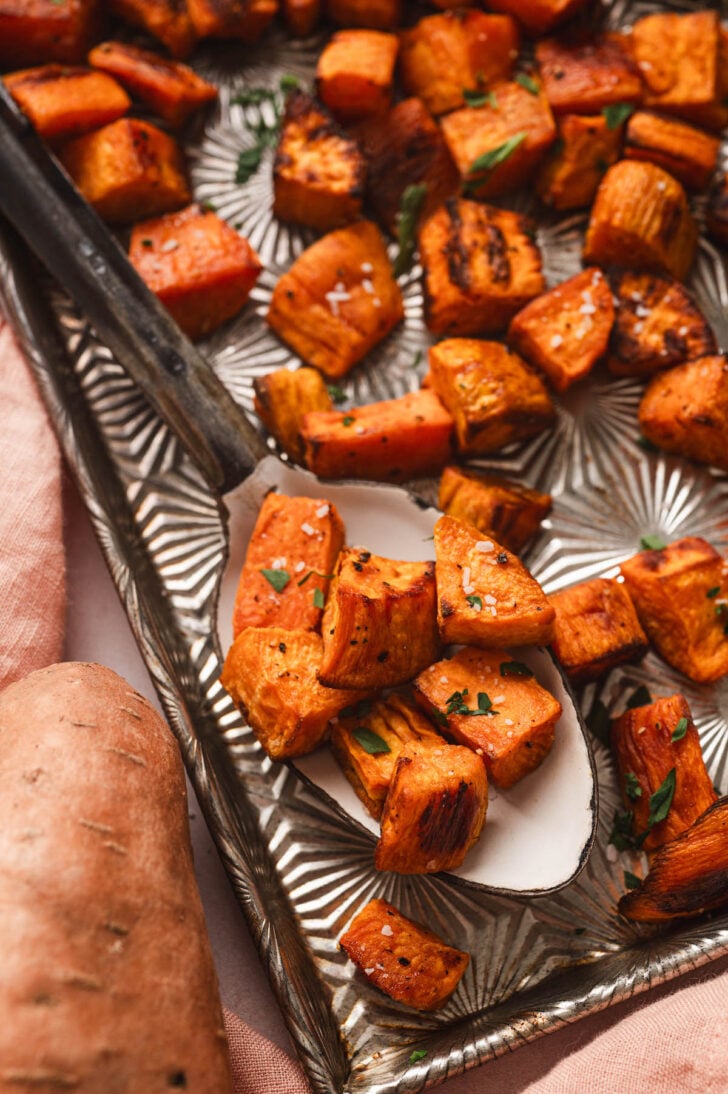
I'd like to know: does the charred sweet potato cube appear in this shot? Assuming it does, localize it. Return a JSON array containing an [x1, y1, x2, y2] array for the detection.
[[272, 90, 366, 232], [331, 694, 444, 819], [611, 694, 717, 854], [438, 466, 552, 554], [620, 536, 728, 685], [507, 268, 614, 393], [319, 548, 440, 690], [420, 199, 545, 337], [537, 113, 621, 211], [548, 578, 648, 685], [441, 78, 556, 201], [481, 0, 588, 37], [607, 271, 717, 379], [108, 0, 196, 58], [638, 355, 728, 475], [59, 118, 190, 225], [231, 492, 345, 639], [187, 0, 277, 42], [316, 30, 398, 121], [221, 628, 369, 761], [428, 339, 555, 457], [283, 0, 320, 36], [707, 173, 728, 249], [128, 204, 261, 341], [301, 390, 453, 484], [339, 898, 469, 1010], [414, 646, 561, 788], [4, 65, 129, 145], [266, 220, 403, 379], [375, 740, 488, 873], [535, 33, 643, 116], [434, 514, 555, 648], [0, 0, 101, 66], [618, 798, 728, 922], [630, 11, 719, 128], [624, 112, 719, 193], [326, 0, 400, 30], [398, 11, 520, 117], [253, 367, 333, 464], [88, 42, 218, 130], [583, 161, 698, 283]]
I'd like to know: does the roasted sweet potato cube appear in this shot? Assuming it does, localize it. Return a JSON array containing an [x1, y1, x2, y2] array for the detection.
[[537, 113, 621, 211], [707, 173, 728, 249], [441, 78, 556, 201], [414, 646, 561, 788], [266, 220, 403, 380], [638, 355, 728, 474], [420, 199, 545, 337], [624, 112, 719, 193], [316, 30, 398, 121], [128, 205, 261, 341], [438, 466, 551, 554], [607, 270, 717, 378], [326, 0, 400, 30], [630, 11, 719, 128], [319, 547, 440, 690], [221, 628, 369, 761], [428, 339, 555, 457], [618, 798, 728, 922], [434, 514, 555, 648], [507, 267, 614, 393], [272, 90, 366, 232], [108, 0, 196, 58], [282, 0, 320, 36], [0, 0, 101, 66], [339, 898, 469, 1010], [187, 0, 277, 42], [611, 694, 717, 854], [301, 390, 453, 484], [535, 33, 643, 116], [583, 161, 698, 283], [548, 578, 648, 685], [59, 118, 190, 225], [481, 0, 588, 37], [88, 42, 218, 130], [375, 740, 488, 873], [331, 693, 444, 819], [620, 536, 728, 685], [231, 492, 345, 639], [253, 367, 333, 464], [398, 11, 520, 117], [4, 65, 129, 145]]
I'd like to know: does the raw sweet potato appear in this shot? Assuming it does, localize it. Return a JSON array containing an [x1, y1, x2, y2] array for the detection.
[[535, 32, 643, 115], [253, 367, 333, 464], [0, 0, 101, 66], [624, 111, 719, 193], [438, 466, 552, 553], [4, 65, 130, 145], [316, 29, 398, 121], [548, 578, 648, 685], [638, 355, 728, 474], [108, 0, 197, 58], [537, 113, 621, 211]]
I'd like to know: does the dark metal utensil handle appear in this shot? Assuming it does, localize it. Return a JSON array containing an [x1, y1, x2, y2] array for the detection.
[[0, 83, 266, 494]]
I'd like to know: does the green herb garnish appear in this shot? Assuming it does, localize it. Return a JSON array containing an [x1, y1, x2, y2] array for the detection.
[[260, 568, 290, 592], [409, 1049, 428, 1064], [602, 102, 635, 129], [393, 183, 428, 278], [279, 73, 300, 93], [671, 717, 689, 742], [297, 570, 334, 587], [640, 533, 667, 551], [609, 808, 635, 851], [515, 73, 539, 95], [463, 88, 498, 108], [466, 594, 483, 610], [707, 586, 720, 599], [327, 384, 347, 403], [624, 772, 642, 801], [500, 660, 533, 678], [443, 689, 497, 717], [340, 699, 373, 720], [637, 435, 658, 453], [353, 727, 391, 754], [233, 80, 297, 185], [464, 132, 527, 193], [342, 415, 355, 427], [236, 144, 265, 185], [623, 870, 642, 890], [626, 685, 652, 710], [647, 767, 676, 828], [313, 587, 325, 609], [141, 238, 154, 248]]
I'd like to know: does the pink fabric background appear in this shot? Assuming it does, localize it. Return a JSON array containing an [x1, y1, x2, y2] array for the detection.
[[2, 314, 728, 1092]]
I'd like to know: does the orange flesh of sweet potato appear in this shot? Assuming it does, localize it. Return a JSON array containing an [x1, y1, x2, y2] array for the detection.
[[638, 355, 728, 475], [434, 513, 555, 647], [548, 577, 648, 685], [535, 32, 644, 115], [507, 267, 614, 393], [339, 897, 469, 1010], [283, 0, 321, 36], [438, 466, 552, 553], [108, 0, 197, 57], [88, 41, 217, 129], [630, 11, 718, 126], [537, 113, 621, 211], [128, 204, 261, 341], [0, 0, 101, 66], [316, 29, 398, 121], [326, 0, 400, 30], [301, 389, 453, 484], [230, 492, 344, 639], [187, 0, 278, 42], [624, 111, 719, 193], [481, 0, 588, 37], [413, 645, 561, 788], [253, 367, 333, 465], [4, 65, 130, 144]]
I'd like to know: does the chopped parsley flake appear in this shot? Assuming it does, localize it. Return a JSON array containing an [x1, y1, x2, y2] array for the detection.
[[623, 870, 642, 890], [464, 132, 527, 192], [462, 88, 498, 108], [409, 1049, 428, 1064], [393, 183, 427, 278], [443, 689, 497, 718], [500, 660, 533, 678], [640, 533, 667, 551], [466, 594, 483, 610], [602, 102, 635, 129], [342, 415, 355, 427], [515, 73, 539, 95], [313, 587, 325, 609], [671, 717, 688, 742], [352, 727, 391, 754], [624, 772, 642, 801], [260, 567, 290, 592]]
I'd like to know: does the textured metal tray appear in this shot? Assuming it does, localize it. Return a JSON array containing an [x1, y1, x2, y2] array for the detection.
[[3, 1, 728, 1090]]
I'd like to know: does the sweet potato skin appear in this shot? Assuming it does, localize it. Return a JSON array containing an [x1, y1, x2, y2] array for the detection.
[[4, 65, 130, 144], [638, 355, 728, 474], [0, 662, 232, 1091]]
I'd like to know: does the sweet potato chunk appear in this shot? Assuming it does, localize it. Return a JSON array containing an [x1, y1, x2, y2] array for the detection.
[[283, 0, 320, 36], [537, 113, 621, 211], [253, 367, 333, 464], [266, 220, 403, 380], [59, 118, 190, 224], [414, 646, 561, 788], [339, 898, 469, 1010], [108, 0, 196, 58], [548, 578, 648, 685], [4, 65, 129, 145], [187, 0, 277, 42], [707, 173, 728, 249], [301, 389, 453, 484], [438, 466, 551, 554], [398, 11, 520, 117], [272, 90, 366, 232], [428, 339, 555, 457], [607, 270, 716, 379], [507, 267, 613, 393], [638, 355, 728, 474], [231, 492, 345, 639], [481, 0, 587, 37], [535, 33, 643, 116], [624, 112, 719, 193], [375, 740, 488, 873], [0, 0, 100, 66], [326, 0, 400, 30], [420, 199, 545, 337], [620, 536, 728, 685], [434, 514, 555, 648], [319, 548, 439, 690], [88, 41, 218, 129], [128, 205, 261, 341], [221, 628, 369, 761], [331, 694, 443, 819], [611, 694, 717, 853], [630, 11, 719, 128], [583, 160, 697, 283], [316, 29, 398, 121]]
